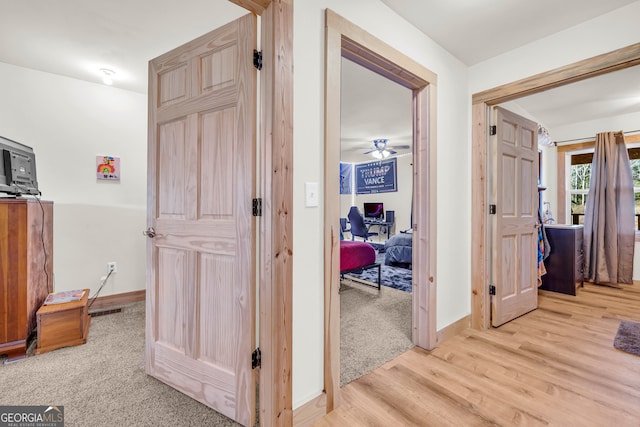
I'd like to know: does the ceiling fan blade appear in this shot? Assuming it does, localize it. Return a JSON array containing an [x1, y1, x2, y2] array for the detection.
[[387, 149, 397, 155], [389, 144, 410, 150]]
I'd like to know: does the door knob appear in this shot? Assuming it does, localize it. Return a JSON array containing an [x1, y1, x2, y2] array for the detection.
[[143, 227, 156, 238]]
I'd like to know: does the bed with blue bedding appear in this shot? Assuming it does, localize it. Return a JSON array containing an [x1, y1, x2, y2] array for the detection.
[[384, 232, 412, 267]]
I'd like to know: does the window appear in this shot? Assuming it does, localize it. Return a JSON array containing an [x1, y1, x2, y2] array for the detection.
[[568, 146, 640, 230]]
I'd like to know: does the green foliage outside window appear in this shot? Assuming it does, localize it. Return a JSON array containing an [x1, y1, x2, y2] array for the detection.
[[569, 158, 640, 228]]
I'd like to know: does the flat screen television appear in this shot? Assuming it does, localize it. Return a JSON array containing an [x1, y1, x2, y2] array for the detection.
[[363, 202, 384, 219], [0, 135, 40, 196]]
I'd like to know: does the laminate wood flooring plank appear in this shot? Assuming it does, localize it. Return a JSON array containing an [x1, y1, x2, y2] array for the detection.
[[395, 349, 558, 426], [348, 369, 473, 427], [431, 333, 640, 424], [316, 287, 640, 427]]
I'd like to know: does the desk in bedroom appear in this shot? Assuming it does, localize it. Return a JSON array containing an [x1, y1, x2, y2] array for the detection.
[[364, 218, 394, 237]]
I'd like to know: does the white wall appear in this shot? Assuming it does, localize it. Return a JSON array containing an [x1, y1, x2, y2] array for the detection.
[[0, 61, 147, 298], [293, 0, 470, 408]]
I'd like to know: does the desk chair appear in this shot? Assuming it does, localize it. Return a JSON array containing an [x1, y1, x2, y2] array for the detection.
[[347, 206, 378, 242], [340, 217, 350, 240]]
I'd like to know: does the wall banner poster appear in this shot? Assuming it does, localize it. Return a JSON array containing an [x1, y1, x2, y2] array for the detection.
[[355, 157, 397, 194]]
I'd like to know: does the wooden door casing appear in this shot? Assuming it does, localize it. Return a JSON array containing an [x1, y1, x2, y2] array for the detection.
[[146, 14, 257, 427], [491, 107, 538, 327]]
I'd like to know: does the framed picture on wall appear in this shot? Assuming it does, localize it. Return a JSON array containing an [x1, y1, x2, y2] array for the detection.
[[96, 155, 120, 181]]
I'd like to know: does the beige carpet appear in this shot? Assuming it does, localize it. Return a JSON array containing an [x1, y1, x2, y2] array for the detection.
[[0, 302, 241, 427], [340, 280, 414, 386], [0, 288, 412, 424]]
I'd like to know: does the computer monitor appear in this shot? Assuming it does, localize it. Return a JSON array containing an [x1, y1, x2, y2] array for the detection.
[[363, 202, 384, 219]]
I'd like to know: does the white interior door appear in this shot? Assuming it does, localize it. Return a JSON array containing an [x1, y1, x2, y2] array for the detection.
[[491, 106, 539, 327], [145, 14, 257, 427]]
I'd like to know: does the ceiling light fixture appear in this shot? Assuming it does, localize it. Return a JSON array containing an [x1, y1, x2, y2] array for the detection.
[[371, 138, 391, 159], [100, 68, 115, 85], [371, 149, 390, 159], [538, 125, 555, 146]]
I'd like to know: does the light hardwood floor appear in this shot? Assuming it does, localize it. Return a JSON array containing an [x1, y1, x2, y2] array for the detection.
[[315, 283, 640, 426]]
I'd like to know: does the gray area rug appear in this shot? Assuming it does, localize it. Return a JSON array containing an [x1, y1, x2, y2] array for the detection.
[[0, 302, 240, 427], [340, 281, 413, 386], [613, 320, 640, 356]]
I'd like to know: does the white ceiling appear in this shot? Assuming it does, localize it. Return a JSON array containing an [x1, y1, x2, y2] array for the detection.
[[0, 0, 638, 160], [0, 0, 246, 94], [504, 64, 640, 130], [340, 58, 413, 163], [380, 0, 638, 66]]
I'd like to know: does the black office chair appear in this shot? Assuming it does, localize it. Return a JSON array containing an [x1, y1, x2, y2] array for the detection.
[[340, 217, 350, 240], [383, 210, 395, 236], [347, 206, 378, 241], [340, 217, 350, 233]]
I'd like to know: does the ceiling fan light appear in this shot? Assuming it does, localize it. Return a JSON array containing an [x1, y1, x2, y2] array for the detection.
[[373, 138, 388, 151], [371, 149, 391, 159]]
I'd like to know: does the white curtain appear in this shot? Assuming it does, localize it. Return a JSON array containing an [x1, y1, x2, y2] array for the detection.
[[583, 131, 635, 284]]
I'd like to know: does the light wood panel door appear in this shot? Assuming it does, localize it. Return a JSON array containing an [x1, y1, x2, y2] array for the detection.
[[145, 14, 257, 427], [491, 107, 538, 327]]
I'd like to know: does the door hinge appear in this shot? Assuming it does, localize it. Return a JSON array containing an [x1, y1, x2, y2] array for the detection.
[[253, 50, 263, 70], [252, 198, 262, 217], [489, 204, 496, 215], [489, 125, 497, 136], [489, 285, 496, 295], [252, 348, 261, 369]]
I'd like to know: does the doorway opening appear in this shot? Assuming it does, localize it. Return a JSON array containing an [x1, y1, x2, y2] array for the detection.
[[323, 9, 438, 412], [338, 56, 414, 386], [470, 42, 640, 330]]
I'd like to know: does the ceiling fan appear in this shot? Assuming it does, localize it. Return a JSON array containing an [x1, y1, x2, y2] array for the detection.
[[362, 138, 410, 159]]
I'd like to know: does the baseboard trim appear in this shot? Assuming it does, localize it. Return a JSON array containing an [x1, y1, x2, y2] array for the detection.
[[293, 392, 327, 427], [436, 315, 470, 345], [89, 290, 145, 310]]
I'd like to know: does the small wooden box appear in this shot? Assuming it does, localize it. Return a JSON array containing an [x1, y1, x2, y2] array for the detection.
[[35, 289, 91, 355]]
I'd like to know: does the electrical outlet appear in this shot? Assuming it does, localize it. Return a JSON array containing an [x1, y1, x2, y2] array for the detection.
[[107, 262, 117, 274]]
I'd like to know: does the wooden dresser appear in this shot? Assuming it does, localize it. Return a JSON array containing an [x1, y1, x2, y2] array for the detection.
[[0, 198, 53, 361], [540, 224, 584, 296]]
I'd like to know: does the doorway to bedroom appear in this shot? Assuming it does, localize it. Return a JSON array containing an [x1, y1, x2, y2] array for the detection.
[[323, 9, 438, 411], [338, 56, 414, 386]]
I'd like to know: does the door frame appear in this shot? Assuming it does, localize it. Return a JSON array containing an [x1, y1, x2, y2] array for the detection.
[[324, 9, 438, 412], [228, 0, 294, 424], [471, 42, 640, 330]]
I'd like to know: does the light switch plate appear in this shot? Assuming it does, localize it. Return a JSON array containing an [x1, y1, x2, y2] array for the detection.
[[305, 182, 319, 207]]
